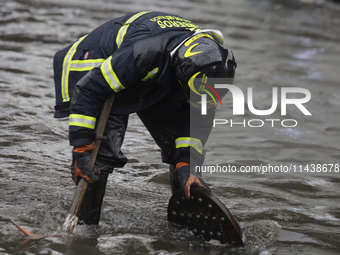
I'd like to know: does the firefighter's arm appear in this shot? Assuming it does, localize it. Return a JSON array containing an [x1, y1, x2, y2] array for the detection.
[[68, 26, 173, 147], [68, 35, 156, 147], [172, 103, 216, 198]]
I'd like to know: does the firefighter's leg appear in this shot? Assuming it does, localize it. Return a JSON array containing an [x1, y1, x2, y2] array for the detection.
[[137, 98, 206, 195], [137, 102, 180, 194], [77, 170, 109, 225], [169, 164, 180, 194], [78, 114, 129, 225]]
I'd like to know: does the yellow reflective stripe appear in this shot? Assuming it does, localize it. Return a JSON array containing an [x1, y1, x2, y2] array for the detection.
[[141, 67, 159, 81], [61, 35, 88, 102], [100, 56, 125, 92], [116, 11, 151, 48], [184, 33, 214, 47], [69, 59, 105, 71], [175, 137, 203, 154], [69, 114, 96, 129]]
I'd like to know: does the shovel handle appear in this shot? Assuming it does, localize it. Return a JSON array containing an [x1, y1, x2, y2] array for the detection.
[[62, 94, 115, 234]]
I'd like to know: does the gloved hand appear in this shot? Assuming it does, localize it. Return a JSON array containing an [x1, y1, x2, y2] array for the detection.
[[175, 162, 211, 200], [71, 142, 100, 184]]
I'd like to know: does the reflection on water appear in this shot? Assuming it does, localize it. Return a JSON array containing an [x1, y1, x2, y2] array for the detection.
[[1, 0, 340, 254]]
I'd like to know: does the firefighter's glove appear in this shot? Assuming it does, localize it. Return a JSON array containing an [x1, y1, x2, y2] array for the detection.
[[175, 162, 211, 200], [71, 142, 100, 185]]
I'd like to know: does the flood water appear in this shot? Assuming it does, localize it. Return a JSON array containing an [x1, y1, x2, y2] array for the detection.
[[1, 0, 340, 254]]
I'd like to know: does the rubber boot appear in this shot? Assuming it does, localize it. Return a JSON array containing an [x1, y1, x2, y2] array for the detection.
[[78, 171, 109, 225]]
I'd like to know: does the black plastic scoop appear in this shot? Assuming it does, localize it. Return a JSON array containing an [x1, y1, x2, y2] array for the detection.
[[167, 186, 246, 246]]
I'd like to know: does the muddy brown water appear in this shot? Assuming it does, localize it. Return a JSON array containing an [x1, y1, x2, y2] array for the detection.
[[1, 0, 340, 254]]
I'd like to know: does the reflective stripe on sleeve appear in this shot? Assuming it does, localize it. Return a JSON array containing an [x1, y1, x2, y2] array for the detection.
[[61, 35, 88, 102], [100, 56, 125, 92], [116, 11, 151, 48], [141, 67, 159, 81], [69, 59, 105, 71], [175, 137, 203, 154], [69, 114, 96, 129]]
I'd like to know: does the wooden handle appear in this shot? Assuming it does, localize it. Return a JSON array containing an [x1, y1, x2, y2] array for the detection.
[[62, 94, 115, 234]]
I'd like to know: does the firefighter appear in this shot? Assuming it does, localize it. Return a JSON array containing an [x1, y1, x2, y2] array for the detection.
[[53, 11, 236, 225]]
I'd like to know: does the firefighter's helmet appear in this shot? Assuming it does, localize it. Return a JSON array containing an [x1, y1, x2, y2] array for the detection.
[[171, 33, 236, 109]]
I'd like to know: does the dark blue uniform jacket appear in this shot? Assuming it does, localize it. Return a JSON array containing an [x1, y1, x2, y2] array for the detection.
[[53, 11, 216, 166]]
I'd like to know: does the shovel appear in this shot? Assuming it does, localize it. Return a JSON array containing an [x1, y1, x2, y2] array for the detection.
[[62, 94, 115, 234]]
